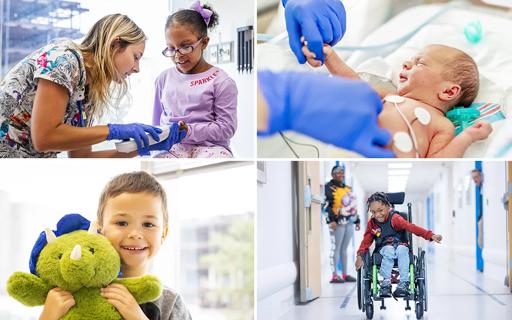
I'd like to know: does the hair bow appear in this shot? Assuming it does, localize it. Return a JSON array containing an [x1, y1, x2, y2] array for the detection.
[[190, 0, 212, 26]]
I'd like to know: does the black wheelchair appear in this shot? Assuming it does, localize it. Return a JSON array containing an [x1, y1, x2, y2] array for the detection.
[[356, 192, 428, 320]]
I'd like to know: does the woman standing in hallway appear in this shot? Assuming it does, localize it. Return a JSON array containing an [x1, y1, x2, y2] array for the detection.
[[325, 165, 360, 283]]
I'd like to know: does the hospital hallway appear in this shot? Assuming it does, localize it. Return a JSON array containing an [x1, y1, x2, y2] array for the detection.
[[257, 161, 512, 320], [279, 248, 512, 319]]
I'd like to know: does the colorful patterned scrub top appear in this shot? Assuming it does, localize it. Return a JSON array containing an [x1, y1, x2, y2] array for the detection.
[[0, 39, 90, 157]]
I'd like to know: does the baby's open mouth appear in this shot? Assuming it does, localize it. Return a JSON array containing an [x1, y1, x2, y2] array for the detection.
[[399, 73, 408, 82]]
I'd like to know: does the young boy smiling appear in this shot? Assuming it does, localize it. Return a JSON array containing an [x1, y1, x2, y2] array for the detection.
[[97, 171, 191, 320], [39, 171, 191, 320]]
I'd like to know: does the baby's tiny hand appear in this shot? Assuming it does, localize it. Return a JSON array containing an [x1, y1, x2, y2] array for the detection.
[[463, 121, 492, 141], [300, 37, 333, 67], [431, 234, 443, 243]]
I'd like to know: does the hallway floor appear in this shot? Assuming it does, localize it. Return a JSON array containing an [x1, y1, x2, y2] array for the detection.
[[280, 250, 512, 319]]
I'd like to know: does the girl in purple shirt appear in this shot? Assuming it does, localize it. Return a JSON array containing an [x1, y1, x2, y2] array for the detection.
[[153, 1, 238, 158]]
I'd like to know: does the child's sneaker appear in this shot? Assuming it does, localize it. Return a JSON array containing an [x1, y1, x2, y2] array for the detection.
[[380, 281, 392, 297], [393, 281, 409, 297], [329, 274, 345, 283]]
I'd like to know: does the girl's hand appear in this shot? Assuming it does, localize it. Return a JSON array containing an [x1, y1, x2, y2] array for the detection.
[[355, 256, 364, 270], [431, 234, 443, 243], [39, 288, 75, 320], [101, 284, 148, 320]]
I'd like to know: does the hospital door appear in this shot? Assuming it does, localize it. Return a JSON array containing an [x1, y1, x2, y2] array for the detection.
[[297, 161, 322, 302]]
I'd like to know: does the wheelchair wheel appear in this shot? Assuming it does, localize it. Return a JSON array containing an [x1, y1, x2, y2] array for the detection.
[[415, 302, 424, 319], [365, 302, 374, 320], [357, 269, 363, 310], [420, 249, 428, 311]]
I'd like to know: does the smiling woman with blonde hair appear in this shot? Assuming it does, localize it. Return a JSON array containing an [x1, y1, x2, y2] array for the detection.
[[0, 14, 183, 158]]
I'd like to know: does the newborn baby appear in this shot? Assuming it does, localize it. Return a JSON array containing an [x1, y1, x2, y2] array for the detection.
[[303, 43, 491, 158]]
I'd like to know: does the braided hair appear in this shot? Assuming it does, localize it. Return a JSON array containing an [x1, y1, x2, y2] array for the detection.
[[366, 192, 392, 213]]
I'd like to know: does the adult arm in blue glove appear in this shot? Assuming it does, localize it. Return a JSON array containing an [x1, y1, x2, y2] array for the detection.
[[143, 122, 187, 155], [106, 123, 162, 156], [258, 70, 394, 158], [282, 0, 346, 64]]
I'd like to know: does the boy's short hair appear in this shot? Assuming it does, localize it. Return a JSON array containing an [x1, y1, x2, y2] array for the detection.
[[97, 171, 168, 227], [443, 50, 479, 108]]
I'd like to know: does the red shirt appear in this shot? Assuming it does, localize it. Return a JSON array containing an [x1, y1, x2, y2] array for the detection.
[[357, 212, 434, 256]]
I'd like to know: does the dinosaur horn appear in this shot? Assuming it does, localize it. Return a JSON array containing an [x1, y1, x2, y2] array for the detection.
[[44, 228, 57, 243], [88, 221, 98, 235], [70, 244, 82, 260]]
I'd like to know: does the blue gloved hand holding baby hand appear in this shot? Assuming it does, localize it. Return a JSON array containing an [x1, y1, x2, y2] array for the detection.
[[282, 0, 346, 64]]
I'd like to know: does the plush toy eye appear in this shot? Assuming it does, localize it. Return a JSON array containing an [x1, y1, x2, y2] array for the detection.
[[58, 253, 63, 259], [89, 247, 95, 254]]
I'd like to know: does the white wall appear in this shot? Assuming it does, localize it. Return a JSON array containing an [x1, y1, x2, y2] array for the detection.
[[257, 161, 296, 320], [348, 166, 367, 268], [481, 162, 507, 269], [171, 0, 255, 157], [0, 191, 11, 295], [447, 162, 478, 258]]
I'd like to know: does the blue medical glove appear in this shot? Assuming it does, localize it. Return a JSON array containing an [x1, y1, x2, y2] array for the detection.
[[282, 0, 346, 64], [145, 122, 187, 155], [107, 123, 162, 155], [258, 70, 394, 158]]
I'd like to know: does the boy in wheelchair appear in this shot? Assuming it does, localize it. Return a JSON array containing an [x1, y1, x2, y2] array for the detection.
[[355, 192, 442, 297]]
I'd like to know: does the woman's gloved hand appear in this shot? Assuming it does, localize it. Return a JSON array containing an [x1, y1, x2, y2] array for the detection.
[[107, 123, 162, 155], [145, 122, 187, 155], [282, 0, 346, 64], [258, 70, 394, 158]]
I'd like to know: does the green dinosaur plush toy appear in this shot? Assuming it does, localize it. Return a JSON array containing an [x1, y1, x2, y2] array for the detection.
[[6, 214, 162, 319]]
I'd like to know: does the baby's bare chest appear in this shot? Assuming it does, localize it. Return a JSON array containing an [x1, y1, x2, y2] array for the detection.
[[378, 97, 444, 157]]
